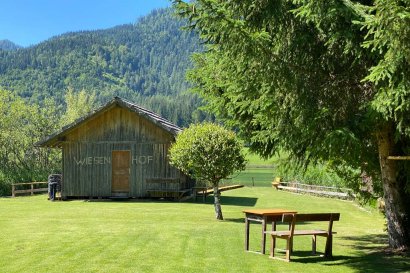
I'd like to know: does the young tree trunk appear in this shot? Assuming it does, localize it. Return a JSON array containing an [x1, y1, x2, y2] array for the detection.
[[213, 185, 223, 220], [377, 124, 410, 251]]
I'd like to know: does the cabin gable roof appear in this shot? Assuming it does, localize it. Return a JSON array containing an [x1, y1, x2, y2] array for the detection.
[[36, 97, 182, 148]]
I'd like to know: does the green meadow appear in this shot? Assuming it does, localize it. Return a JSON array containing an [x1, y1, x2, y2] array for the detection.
[[222, 149, 275, 187], [1, 188, 409, 273], [224, 149, 345, 188]]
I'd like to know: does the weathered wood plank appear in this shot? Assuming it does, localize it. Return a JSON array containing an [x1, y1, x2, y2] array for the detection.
[[12, 182, 48, 197], [11, 182, 48, 186], [52, 102, 189, 199]]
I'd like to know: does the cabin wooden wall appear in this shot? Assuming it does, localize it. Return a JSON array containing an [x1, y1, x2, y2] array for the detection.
[[60, 106, 186, 198]]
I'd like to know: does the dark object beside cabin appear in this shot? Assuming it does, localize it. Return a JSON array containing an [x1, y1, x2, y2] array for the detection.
[[265, 213, 340, 262], [48, 174, 62, 201]]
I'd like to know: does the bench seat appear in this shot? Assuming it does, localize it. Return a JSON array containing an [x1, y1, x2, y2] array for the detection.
[[268, 229, 336, 237]]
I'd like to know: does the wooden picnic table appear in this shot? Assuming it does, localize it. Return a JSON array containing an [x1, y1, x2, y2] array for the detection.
[[243, 208, 297, 254]]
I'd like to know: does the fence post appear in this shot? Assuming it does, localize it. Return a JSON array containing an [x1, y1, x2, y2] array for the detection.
[[31, 183, 34, 195], [12, 184, 15, 198], [252, 177, 255, 187]]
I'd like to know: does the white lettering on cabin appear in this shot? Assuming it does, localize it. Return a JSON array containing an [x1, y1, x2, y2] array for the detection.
[[73, 156, 152, 165], [93, 157, 103, 165], [132, 156, 153, 165], [74, 157, 86, 165], [104, 157, 111, 164], [74, 156, 111, 166]]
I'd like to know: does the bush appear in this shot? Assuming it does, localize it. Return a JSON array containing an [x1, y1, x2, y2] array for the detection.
[[0, 171, 13, 196]]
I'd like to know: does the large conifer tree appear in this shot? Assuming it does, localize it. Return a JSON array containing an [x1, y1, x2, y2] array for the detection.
[[173, 0, 410, 251]]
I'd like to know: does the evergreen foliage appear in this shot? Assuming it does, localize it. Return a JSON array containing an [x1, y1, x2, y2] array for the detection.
[[174, 0, 410, 250]]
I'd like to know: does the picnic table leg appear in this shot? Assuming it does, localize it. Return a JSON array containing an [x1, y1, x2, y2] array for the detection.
[[193, 189, 197, 201], [324, 234, 333, 257], [245, 217, 250, 251], [261, 217, 267, 254]]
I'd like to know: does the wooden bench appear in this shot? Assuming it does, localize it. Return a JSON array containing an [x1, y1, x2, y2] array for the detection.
[[146, 178, 191, 201], [146, 189, 191, 201], [265, 213, 340, 262], [271, 177, 281, 189]]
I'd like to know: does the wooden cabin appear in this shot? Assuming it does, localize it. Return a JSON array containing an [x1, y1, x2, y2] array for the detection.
[[37, 97, 194, 200]]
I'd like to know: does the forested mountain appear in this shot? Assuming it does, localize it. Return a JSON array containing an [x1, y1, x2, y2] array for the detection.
[[0, 40, 22, 51], [0, 8, 208, 127]]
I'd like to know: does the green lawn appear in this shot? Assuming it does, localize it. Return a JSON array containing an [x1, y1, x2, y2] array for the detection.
[[243, 149, 276, 167], [1, 188, 409, 273], [222, 148, 276, 187], [224, 168, 275, 187]]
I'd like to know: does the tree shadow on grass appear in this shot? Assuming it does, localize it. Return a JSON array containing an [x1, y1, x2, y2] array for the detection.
[[84, 195, 258, 207], [330, 234, 410, 273], [223, 217, 245, 224], [272, 234, 410, 273], [193, 196, 258, 207], [222, 196, 258, 206], [286, 251, 351, 264]]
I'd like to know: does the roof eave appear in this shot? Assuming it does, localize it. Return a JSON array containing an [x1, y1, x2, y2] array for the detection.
[[36, 97, 182, 148]]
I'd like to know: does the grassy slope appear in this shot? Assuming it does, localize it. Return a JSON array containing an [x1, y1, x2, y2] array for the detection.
[[1, 189, 409, 273]]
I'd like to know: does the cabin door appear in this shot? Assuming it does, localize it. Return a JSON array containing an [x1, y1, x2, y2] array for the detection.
[[111, 150, 131, 194]]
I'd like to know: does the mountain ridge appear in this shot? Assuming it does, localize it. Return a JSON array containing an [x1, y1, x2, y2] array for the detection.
[[0, 39, 22, 51], [0, 8, 207, 126]]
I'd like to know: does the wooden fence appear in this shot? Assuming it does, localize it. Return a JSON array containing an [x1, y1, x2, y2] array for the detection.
[[274, 181, 353, 200], [12, 182, 48, 197]]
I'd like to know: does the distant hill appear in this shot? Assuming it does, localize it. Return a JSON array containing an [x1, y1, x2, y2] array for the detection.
[[0, 39, 22, 51], [0, 8, 209, 127]]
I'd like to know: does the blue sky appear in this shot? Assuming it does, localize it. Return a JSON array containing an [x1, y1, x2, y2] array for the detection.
[[0, 0, 171, 47]]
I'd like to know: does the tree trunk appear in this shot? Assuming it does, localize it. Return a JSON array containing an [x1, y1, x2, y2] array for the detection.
[[213, 185, 223, 220], [377, 124, 410, 251]]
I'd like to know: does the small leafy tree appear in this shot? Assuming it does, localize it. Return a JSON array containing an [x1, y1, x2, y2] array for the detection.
[[61, 87, 96, 126], [0, 90, 61, 195], [169, 123, 246, 220]]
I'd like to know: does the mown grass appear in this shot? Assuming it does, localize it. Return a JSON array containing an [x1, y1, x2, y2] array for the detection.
[[223, 149, 276, 187], [224, 168, 274, 187], [1, 188, 409, 273]]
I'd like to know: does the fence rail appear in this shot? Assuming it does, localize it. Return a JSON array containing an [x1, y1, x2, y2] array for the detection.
[[12, 182, 48, 197], [275, 181, 354, 200]]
